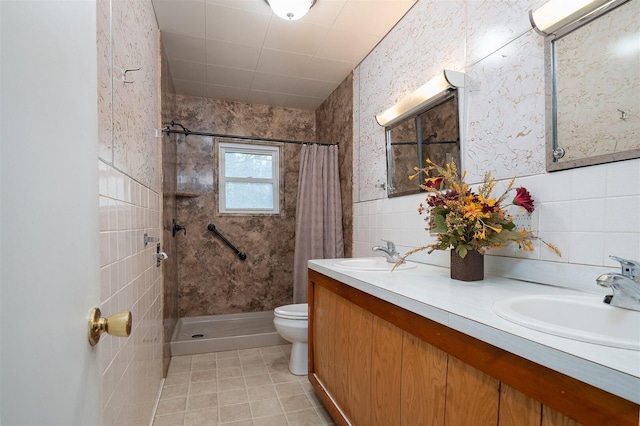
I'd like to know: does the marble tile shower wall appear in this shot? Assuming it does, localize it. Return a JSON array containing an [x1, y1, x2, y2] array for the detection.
[[96, 0, 163, 424], [316, 73, 355, 258], [352, 0, 640, 273], [174, 95, 315, 317]]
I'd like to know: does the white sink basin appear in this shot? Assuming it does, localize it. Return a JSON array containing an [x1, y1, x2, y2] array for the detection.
[[333, 257, 417, 271], [492, 294, 640, 350]]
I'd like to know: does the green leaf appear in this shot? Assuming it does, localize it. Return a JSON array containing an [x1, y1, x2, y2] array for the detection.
[[503, 221, 516, 231], [433, 214, 447, 232]]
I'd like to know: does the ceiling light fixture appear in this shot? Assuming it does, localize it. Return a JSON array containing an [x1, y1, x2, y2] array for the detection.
[[375, 70, 465, 127], [266, 0, 316, 21], [529, 0, 616, 35]]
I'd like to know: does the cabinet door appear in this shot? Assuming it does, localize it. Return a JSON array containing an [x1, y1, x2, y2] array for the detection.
[[499, 384, 541, 426], [313, 285, 337, 390], [446, 356, 500, 425], [401, 332, 447, 426], [371, 316, 403, 426], [541, 406, 583, 426], [348, 303, 373, 425], [332, 294, 351, 413]]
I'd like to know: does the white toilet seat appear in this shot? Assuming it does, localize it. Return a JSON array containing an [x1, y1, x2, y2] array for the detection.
[[274, 303, 308, 320]]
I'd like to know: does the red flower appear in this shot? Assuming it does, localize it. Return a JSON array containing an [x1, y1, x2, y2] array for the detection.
[[426, 189, 458, 207], [424, 175, 444, 189], [513, 187, 535, 213]]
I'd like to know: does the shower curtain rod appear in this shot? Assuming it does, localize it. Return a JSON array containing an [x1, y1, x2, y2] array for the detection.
[[163, 121, 338, 147]]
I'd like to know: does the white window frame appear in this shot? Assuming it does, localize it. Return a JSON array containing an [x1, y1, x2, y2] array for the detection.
[[218, 142, 280, 214]]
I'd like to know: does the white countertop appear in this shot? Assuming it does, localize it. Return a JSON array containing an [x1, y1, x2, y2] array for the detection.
[[308, 259, 640, 404]]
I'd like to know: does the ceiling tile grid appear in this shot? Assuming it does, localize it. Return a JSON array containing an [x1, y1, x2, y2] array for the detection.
[[153, 0, 417, 110]]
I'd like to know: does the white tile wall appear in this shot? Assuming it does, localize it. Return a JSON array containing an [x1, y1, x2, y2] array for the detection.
[[354, 159, 640, 287], [98, 160, 163, 425]]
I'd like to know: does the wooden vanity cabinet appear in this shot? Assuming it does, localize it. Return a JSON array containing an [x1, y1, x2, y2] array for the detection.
[[308, 270, 640, 426]]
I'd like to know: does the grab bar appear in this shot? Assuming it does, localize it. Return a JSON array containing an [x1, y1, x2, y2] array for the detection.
[[207, 224, 247, 261]]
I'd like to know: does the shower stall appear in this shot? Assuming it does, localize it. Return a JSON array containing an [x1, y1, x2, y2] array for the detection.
[[170, 311, 286, 356], [160, 81, 354, 366], [160, 110, 316, 359]]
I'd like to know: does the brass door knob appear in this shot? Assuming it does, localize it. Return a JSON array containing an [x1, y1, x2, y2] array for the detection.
[[88, 307, 132, 346]]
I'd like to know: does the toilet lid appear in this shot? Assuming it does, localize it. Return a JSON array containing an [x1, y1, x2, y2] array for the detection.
[[274, 303, 308, 319]]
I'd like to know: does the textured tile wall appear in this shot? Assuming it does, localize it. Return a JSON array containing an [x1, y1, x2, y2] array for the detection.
[[98, 0, 161, 193], [172, 95, 315, 317], [97, 0, 163, 424], [353, 0, 640, 277], [315, 72, 354, 258], [355, 0, 466, 202]]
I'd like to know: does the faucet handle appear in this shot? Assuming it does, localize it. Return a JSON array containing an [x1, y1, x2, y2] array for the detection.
[[609, 255, 640, 280], [381, 239, 396, 251]]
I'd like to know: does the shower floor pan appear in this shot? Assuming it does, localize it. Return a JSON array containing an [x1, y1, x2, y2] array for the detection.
[[171, 311, 287, 356]]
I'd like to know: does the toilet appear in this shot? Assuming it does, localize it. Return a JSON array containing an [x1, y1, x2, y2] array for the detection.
[[273, 303, 309, 375]]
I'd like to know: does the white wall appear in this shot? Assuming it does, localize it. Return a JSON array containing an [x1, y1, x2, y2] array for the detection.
[[0, 1, 164, 424], [353, 0, 640, 289]]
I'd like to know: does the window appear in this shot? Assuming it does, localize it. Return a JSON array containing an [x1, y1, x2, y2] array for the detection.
[[218, 142, 280, 214]]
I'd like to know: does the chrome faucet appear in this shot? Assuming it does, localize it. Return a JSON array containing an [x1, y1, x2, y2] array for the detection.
[[372, 240, 402, 263], [596, 255, 640, 311]]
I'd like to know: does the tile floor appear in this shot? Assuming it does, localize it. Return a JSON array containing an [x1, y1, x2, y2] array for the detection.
[[153, 345, 336, 426]]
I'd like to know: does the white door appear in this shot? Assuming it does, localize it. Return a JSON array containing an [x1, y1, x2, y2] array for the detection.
[[1, 2, 102, 424]]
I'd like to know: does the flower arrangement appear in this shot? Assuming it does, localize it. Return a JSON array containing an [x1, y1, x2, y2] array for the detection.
[[401, 159, 561, 261]]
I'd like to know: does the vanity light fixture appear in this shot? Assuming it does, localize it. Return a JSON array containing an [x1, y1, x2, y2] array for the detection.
[[529, 0, 616, 35], [375, 69, 465, 127], [266, 0, 316, 21]]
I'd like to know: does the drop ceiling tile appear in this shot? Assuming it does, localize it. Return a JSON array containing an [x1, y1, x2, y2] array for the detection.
[[293, 78, 338, 98], [173, 79, 211, 97], [154, 0, 416, 109], [206, 65, 255, 88], [263, 19, 329, 55], [335, 0, 416, 38], [207, 85, 251, 103], [168, 59, 207, 83], [246, 90, 288, 108], [300, 0, 347, 26], [205, 3, 271, 46], [205, 0, 271, 15], [256, 49, 313, 77], [162, 32, 207, 63], [205, 39, 261, 70], [281, 94, 325, 110], [251, 72, 301, 94], [302, 57, 355, 83], [152, 0, 206, 38], [315, 28, 380, 62]]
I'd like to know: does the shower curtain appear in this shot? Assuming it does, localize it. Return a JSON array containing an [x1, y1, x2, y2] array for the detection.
[[293, 144, 344, 304]]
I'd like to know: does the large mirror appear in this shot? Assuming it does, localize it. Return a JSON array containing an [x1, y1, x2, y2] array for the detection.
[[387, 93, 460, 197], [546, 0, 640, 171]]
